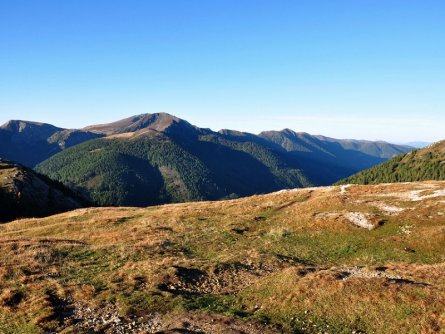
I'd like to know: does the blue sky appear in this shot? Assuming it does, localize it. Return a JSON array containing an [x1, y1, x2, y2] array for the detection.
[[0, 0, 444, 142]]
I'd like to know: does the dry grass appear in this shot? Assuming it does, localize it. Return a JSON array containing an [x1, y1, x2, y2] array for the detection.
[[0, 181, 445, 333]]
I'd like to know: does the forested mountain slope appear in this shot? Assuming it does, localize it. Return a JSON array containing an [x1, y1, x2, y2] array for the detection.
[[36, 122, 312, 206], [259, 129, 410, 171], [35, 113, 412, 206], [338, 141, 445, 184]]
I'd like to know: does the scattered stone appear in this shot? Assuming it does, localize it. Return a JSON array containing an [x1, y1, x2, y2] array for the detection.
[[337, 266, 401, 281], [64, 301, 163, 333], [344, 212, 375, 230], [400, 224, 413, 235], [340, 184, 353, 195]]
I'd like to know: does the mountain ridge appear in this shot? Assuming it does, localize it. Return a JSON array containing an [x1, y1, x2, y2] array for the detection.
[[31, 113, 413, 206], [0, 113, 416, 207], [0, 120, 103, 167]]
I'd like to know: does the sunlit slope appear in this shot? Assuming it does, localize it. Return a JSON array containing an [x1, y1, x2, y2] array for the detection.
[[1, 181, 445, 333]]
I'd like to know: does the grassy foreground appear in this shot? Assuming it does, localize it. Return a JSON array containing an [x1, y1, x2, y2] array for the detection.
[[1, 182, 445, 333]]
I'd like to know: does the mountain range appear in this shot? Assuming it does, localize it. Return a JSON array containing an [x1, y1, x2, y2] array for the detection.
[[0, 113, 412, 206]]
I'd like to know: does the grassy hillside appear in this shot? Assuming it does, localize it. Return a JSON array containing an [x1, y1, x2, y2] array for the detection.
[[339, 141, 445, 185], [0, 181, 444, 333], [0, 160, 86, 222]]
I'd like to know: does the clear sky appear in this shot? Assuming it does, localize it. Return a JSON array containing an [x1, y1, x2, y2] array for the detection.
[[0, 0, 444, 143]]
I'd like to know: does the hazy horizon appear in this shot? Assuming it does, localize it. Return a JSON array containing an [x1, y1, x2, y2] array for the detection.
[[1, 1, 443, 143]]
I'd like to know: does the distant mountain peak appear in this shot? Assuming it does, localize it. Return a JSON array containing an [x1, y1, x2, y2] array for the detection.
[[260, 129, 313, 138], [0, 120, 103, 167], [0, 120, 63, 145], [218, 129, 251, 137], [271, 128, 300, 137], [83, 112, 194, 135], [1, 119, 61, 133]]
